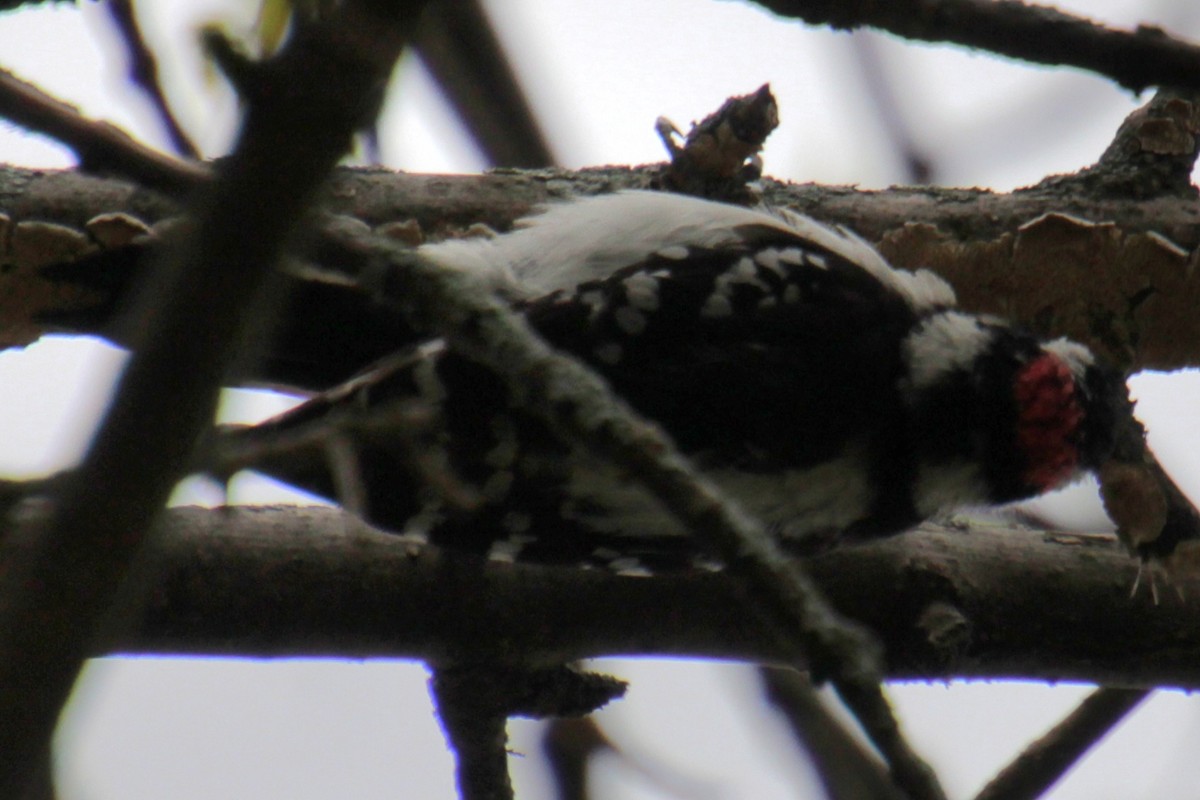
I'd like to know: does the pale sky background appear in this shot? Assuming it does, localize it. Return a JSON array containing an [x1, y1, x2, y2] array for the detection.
[[2, 1, 1200, 799]]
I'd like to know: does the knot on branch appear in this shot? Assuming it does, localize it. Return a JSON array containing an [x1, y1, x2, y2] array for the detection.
[[1033, 89, 1200, 199]]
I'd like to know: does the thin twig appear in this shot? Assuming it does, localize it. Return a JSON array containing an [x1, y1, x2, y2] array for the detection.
[[974, 687, 1150, 800], [847, 32, 934, 184], [104, 0, 200, 158], [0, 3, 420, 796], [760, 666, 905, 800], [0, 68, 207, 195], [756, 0, 1200, 92], [209, 397, 482, 512]]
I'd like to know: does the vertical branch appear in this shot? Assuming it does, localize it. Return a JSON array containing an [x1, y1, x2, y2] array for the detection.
[[430, 665, 626, 800], [431, 668, 517, 800], [0, 3, 421, 796]]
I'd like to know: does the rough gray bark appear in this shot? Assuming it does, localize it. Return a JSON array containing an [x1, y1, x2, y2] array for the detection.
[[72, 505, 1200, 690]]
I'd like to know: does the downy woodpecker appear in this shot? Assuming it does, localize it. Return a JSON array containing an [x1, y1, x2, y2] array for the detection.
[[232, 191, 1128, 570]]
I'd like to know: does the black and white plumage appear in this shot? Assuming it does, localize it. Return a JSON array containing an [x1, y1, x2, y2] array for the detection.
[[229, 191, 1127, 570]]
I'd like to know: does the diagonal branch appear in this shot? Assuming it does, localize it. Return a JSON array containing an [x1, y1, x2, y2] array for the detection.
[[0, 68, 206, 195], [761, 666, 905, 800], [755, 0, 1200, 92], [104, 0, 200, 158], [973, 687, 1150, 800], [0, 3, 421, 796]]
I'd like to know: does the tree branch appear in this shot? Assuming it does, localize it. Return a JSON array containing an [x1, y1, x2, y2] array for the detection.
[[754, 0, 1200, 93], [973, 687, 1149, 800], [6, 145, 1199, 381], [75, 506, 1200, 688], [0, 4, 420, 796], [0, 68, 206, 195]]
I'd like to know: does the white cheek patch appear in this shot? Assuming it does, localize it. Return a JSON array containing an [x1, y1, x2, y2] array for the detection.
[[1043, 337, 1095, 383], [621, 271, 661, 311], [901, 311, 994, 394]]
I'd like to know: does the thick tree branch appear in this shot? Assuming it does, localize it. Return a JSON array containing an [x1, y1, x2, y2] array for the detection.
[[79, 506, 1200, 689], [754, 0, 1200, 93], [4, 155, 1199, 381]]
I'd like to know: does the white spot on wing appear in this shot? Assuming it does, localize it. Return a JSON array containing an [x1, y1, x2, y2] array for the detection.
[[727, 256, 770, 291], [754, 249, 781, 272], [701, 292, 734, 318], [656, 244, 690, 260], [614, 305, 647, 335], [776, 247, 806, 267], [622, 272, 661, 311], [579, 290, 606, 320]]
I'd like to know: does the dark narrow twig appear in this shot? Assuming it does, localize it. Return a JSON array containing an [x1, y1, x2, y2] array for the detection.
[[755, 0, 1200, 92], [760, 666, 905, 800], [542, 716, 716, 800], [335, 230, 944, 800], [847, 32, 934, 184], [0, 68, 207, 195], [104, 0, 200, 158], [542, 718, 608, 800], [415, 0, 555, 167], [0, 3, 422, 796], [974, 687, 1150, 800]]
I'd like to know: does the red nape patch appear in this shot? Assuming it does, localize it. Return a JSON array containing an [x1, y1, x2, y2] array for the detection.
[[1013, 354, 1085, 491]]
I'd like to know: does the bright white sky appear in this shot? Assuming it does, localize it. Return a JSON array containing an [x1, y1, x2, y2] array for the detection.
[[3, 1, 1200, 799]]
